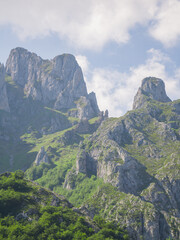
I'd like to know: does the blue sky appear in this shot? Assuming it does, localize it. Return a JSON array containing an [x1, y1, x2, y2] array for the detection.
[[0, 0, 180, 116]]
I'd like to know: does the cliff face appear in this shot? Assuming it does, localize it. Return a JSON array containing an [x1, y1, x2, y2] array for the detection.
[[133, 77, 171, 110], [0, 47, 101, 172], [0, 64, 10, 112], [5, 47, 99, 119]]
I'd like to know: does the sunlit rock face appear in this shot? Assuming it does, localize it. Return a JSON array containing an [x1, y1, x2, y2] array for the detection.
[[6, 47, 100, 119], [133, 77, 171, 110]]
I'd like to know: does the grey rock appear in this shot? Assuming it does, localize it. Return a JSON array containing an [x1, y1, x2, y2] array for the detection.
[[76, 150, 87, 175], [57, 130, 83, 145], [5, 47, 100, 120], [34, 146, 49, 166], [133, 77, 171, 110], [0, 64, 10, 112]]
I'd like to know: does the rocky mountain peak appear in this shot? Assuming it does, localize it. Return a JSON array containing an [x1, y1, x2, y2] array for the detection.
[[6, 47, 42, 87], [4, 47, 100, 119], [133, 77, 171, 109]]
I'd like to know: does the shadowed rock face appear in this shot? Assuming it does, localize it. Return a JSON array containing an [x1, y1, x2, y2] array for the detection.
[[5, 47, 100, 119], [0, 64, 10, 112], [133, 77, 171, 110]]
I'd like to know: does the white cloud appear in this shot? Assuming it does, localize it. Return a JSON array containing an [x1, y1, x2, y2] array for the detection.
[[85, 49, 180, 117], [0, 0, 159, 50], [1, 0, 180, 49], [149, 0, 180, 47]]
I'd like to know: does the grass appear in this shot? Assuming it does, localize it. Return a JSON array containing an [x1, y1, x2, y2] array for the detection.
[[44, 107, 66, 116], [45, 106, 80, 124], [88, 117, 99, 124], [54, 174, 104, 207]]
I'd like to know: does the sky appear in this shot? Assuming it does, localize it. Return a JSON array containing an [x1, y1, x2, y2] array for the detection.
[[0, 0, 180, 117]]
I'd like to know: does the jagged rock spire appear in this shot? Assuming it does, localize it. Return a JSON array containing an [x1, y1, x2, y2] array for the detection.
[[133, 77, 171, 110]]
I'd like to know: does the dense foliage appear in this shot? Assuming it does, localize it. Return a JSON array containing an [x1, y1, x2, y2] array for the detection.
[[0, 171, 128, 239]]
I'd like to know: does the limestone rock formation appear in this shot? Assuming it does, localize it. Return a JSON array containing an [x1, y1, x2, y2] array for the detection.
[[0, 64, 10, 112], [133, 77, 171, 109], [0, 47, 102, 173], [5, 47, 99, 119], [34, 147, 49, 166]]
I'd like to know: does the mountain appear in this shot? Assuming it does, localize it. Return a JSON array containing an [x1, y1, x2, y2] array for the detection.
[[0, 47, 106, 172], [0, 48, 180, 240], [6, 47, 100, 118]]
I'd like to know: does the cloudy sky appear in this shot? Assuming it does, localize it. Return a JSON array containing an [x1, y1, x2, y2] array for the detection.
[[0, 0, 180, 116]]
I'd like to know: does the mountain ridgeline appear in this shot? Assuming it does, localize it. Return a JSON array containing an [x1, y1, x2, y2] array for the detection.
[[0, 48, 180, 240]]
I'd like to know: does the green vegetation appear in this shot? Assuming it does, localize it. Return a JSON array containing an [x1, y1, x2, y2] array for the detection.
[[0, 171, 128, 240], [55, 173, 104, 206], [5, 74, 17, 87], [75, 98, 87, 108], [44, 107, 80, 124], [41, 61, 53, 73], [88, 117, 99, 124]]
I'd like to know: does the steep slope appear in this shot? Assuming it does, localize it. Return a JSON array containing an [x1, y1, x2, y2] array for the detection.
[[0, 171, 128, 239], [63, 77, 180, 239], [0, 64, 10, 112], [0, 48, 103, 173]]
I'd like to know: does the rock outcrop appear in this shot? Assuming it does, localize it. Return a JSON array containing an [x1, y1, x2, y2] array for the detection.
[[0, 64, 10, 112], [133, 77, 171, 110], [34, 147, 49, 166], [0, 47, 102, 173], [6, 47, 100, 119]]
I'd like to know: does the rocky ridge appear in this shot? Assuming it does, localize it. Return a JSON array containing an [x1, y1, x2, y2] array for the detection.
[[62, 77, 180, 239]]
